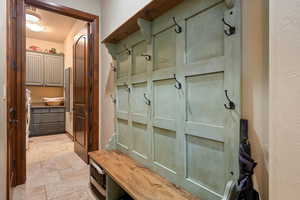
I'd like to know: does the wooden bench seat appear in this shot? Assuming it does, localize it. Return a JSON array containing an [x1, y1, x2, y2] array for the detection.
[[89, 150, 200, 200]]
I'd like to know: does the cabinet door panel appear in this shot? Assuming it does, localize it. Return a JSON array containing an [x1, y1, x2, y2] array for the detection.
[[186, 72, 225, 126], [154, 28, 176, 70], [153, 79, 177, 121], [131, 82, 147, 117], [186, 3, 225, 64], [132, 122, 148, 159], [117, 85, 129, 115], [153, 127, 176, 173], [44, 55, 64, 86], [186, 135, 225, 194], [132, 41, 147, 75], [117, 119, 129, 149], [185, 72, 226, 194], [117, 52, 130, 79], [26, 52, 44, 86]]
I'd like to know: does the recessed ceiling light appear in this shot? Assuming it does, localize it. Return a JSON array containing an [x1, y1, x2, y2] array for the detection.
[[26, 13, 41, 23], [26, 23, 45, 32]]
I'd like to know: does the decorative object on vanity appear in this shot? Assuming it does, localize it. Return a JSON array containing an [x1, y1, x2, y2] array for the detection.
[[28, 45, 42, 52], [42, 97, 64, 106], [49, 48, 57, 54]]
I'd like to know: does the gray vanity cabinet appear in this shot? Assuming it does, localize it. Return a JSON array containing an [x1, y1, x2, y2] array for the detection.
[[30, 106, 65, 136], [26, 51, 64, 87]]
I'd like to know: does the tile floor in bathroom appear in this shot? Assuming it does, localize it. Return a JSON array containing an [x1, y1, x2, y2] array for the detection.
[[12, 134, 97, 200]]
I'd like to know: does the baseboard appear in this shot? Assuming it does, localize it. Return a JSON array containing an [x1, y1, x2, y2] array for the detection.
[[65, 131, 74, 141]]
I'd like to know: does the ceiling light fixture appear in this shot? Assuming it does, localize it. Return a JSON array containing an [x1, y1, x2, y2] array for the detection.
[[26, 12, 41, 23], [26, 23, 45, 32]]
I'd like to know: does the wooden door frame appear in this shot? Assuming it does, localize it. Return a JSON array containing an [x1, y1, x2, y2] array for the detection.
[[6, 0, 99, 198]]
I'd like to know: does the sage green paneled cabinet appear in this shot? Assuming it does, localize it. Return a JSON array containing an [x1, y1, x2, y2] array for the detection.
[[44, 54, 64, 86], [26, 51, 44, 86], [109, 0, 241, 199], [26, 51, 64, 87]]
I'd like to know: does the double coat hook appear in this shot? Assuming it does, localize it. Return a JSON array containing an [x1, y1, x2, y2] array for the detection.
[[172, 17, 182, 34], [222, 18, 236, 36], [224, 90, 235, 110], [141, 54, 151, 61], [110, 95, 116, 104], [173, 74, 182, 90], [123, 45, 131, 55], [111, 63, 117, 72], [144, 93, 151, 106]]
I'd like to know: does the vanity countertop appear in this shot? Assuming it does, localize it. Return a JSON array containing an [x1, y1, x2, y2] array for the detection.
[[31, 103, 65, 108]]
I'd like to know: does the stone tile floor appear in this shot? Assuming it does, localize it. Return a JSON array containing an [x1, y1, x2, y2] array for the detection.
[[13, 134, 97, 200]]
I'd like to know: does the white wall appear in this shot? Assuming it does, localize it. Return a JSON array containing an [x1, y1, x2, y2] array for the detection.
[[0, 0, 7, 199], [100, 0, 151, 39], [242, 0, 269, 199], [48, 0, 101, 17], [269, 0, 300, 199]]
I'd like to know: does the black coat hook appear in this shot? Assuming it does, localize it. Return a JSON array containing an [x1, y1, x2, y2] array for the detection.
[[173, 74, 182, 89], [144, 93, 151, 105], [125, 48, 131, 55], [141, 54, 151, 61], [111, 63, 116, 72], [224, 90, 235, 110], [222, 18, 236, 36], [123, 45, 131, 55], [172, 17, 182, 34], [110, 95, 116, 104], [124, 83, 131, 93]]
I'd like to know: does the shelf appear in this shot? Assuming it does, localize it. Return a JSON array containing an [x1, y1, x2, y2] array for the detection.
[[89, 150, 200, 200], [102, 0, 183, 44]]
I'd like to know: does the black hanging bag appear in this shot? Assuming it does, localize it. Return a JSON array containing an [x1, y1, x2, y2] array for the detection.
[[236, 120, 260, 200]]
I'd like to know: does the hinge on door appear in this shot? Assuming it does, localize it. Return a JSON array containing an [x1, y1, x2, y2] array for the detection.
[[11, 7, 17, 19], [89, 33, 93, 40], [12, 60, 17, 71], [13, 160, 17, 170]]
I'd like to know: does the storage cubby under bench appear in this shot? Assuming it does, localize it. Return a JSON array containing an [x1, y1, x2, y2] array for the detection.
[[89, 150, 199, 200]]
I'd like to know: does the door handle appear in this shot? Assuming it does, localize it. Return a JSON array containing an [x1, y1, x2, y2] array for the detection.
[[9, 107, 18, 125], [9, 119, 18, 124]]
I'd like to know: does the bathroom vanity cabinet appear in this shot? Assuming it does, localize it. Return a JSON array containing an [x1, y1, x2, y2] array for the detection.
[[30, 106, 65, 137]]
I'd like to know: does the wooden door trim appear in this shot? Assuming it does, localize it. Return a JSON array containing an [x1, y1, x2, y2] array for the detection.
[[6, 0, 99, 199], [25, 0, 98, 21]]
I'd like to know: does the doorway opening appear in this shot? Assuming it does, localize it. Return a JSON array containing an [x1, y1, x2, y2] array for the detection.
[[7, 1, 99, 200]]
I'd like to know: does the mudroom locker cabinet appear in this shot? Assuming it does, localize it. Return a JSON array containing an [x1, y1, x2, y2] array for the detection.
[[105, 0, 241, 199]]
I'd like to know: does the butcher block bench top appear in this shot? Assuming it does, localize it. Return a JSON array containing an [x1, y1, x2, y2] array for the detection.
[[89, 150, 200, 200]]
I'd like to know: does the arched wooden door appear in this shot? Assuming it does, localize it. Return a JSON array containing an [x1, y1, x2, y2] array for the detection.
[[73, 24, 90, 163]]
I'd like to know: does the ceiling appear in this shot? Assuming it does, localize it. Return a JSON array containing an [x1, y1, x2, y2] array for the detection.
[[26, 8, 77, 43]]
